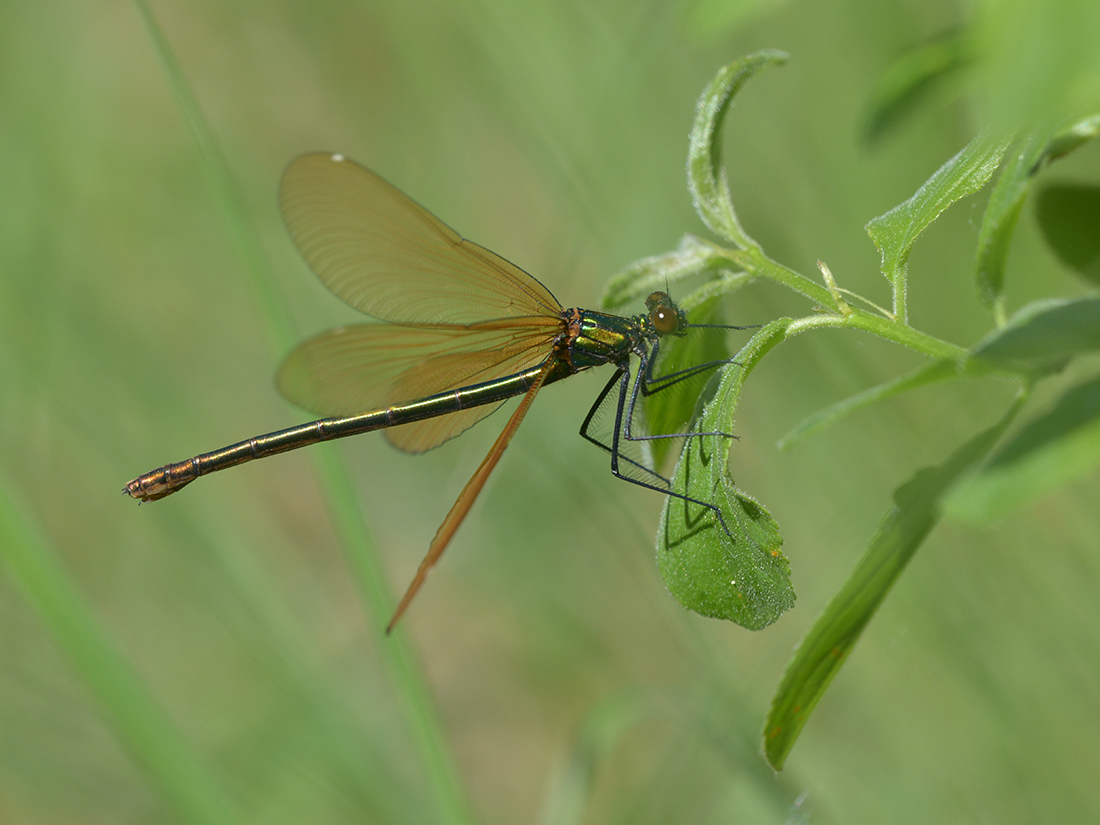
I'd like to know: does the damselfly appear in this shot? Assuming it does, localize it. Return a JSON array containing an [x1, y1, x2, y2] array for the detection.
[[126, 153, 749, 629]]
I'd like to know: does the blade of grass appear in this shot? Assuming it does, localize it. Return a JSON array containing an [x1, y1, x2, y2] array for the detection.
[[133, 0, 293, 349], [134, 4, 475, 823], [763, 393, 1025, 769], [0, 478, 237, 825]]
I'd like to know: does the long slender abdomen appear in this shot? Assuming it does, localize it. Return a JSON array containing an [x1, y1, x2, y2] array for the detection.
[[124, 417, 355, 502], [125, 362, 558, 502]]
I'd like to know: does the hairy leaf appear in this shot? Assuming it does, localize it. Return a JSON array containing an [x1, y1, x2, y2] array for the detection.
[[688, 51, 788, 247], [657, 320, 794, 629], [867, 132, 1008, 309]]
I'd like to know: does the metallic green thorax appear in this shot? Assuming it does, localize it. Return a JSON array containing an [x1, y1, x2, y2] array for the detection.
[[549, 295, 687, 382], [570, 309, 642, 366]]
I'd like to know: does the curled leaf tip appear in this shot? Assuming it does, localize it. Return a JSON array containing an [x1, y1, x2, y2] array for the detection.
[[688, 51, 789, 247]]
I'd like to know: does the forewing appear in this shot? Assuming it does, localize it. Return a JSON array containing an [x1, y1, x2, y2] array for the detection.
[[280, 153, 563, 324], [277, 319, 560, 453]]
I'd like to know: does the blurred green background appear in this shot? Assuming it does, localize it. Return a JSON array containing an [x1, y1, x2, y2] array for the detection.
[[2, 0, 1099, 823]]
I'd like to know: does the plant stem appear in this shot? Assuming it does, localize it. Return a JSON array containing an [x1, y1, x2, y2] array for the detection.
[[727, 248, 837, 309], [715, 246, 968, 362], [783, 311, 967, 360]]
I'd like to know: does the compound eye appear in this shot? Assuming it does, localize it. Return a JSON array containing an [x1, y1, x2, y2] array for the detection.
[[650, 304, 679, 335]]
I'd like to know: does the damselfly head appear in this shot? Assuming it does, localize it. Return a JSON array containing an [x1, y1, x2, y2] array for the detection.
[[645, 291, 687, 337]]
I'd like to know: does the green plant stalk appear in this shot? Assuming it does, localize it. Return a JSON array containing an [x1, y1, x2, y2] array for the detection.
[[786, 312, 967, 359], [136, 4, 476, 824], [722, 246, 968, 361], [726, 247, 836, 308]]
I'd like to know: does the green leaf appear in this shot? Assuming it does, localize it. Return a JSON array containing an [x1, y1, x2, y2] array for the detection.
[[688, 51, 788, 247], [777, 359, 960, 450], [862, 27, 972, 146], [946, 373, 1100, 522], [976, 116, 1100, 313], [1045, 114, 1100, 161], [763, 398, 1024, 770], [657, 320, 795, 630], [969, 295, 1100, 372], [601, 234, 749, 311], [866, 131, 1008, 317], [1036, 183, 1100, 286]]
